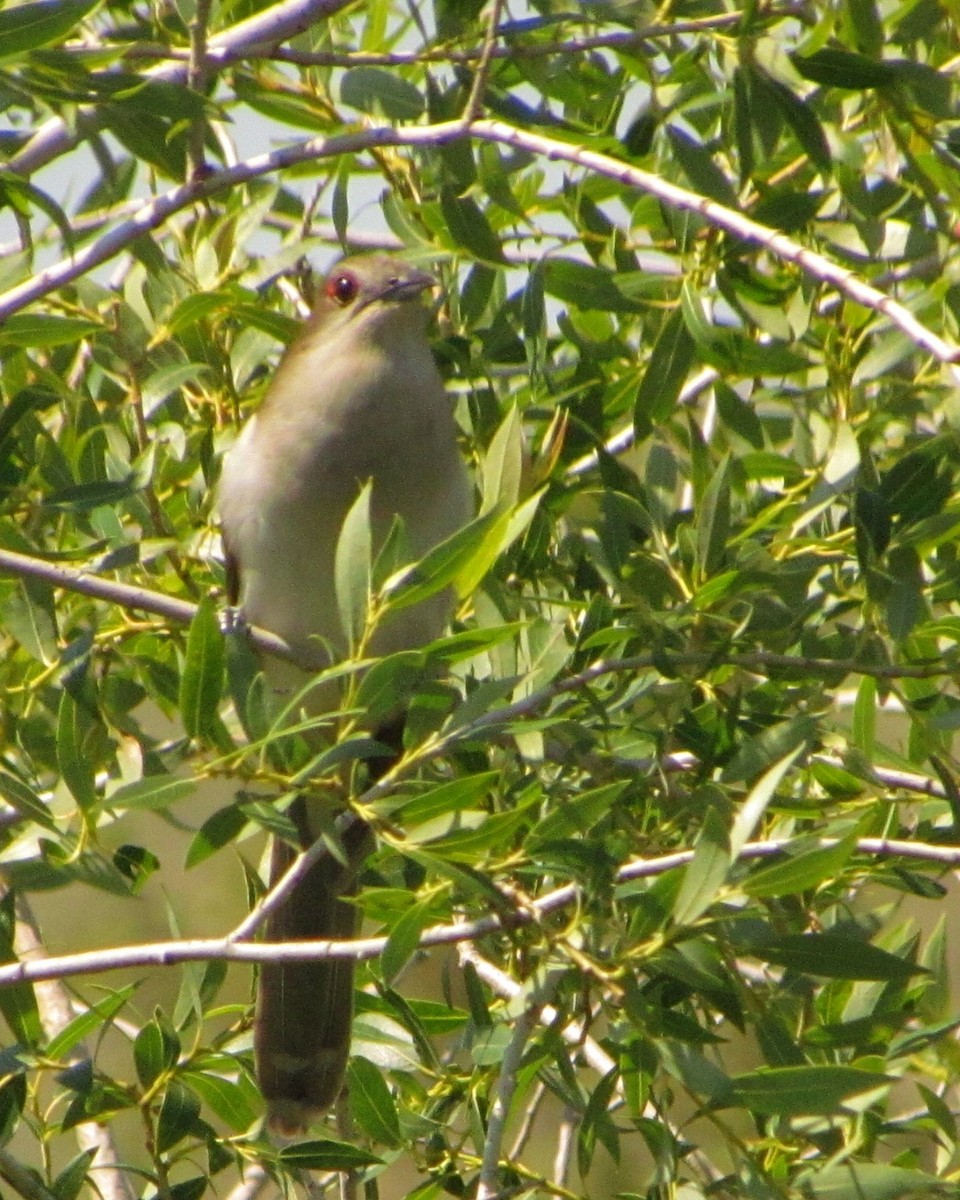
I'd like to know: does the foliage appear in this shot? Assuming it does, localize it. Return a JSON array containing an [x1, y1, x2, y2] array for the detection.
[[0, 1, 958, 1198]]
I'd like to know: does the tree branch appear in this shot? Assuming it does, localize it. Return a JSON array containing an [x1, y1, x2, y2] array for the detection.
[[0, 836, 955, 989], [2, 118, 956, 378], [0, 547, 316, 668]]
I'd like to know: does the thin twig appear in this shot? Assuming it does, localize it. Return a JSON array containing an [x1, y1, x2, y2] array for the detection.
[[77, 8, 804, 70], [223, 1164, 271, 1200], [462, 0, 505, 124], [187, 0, 214, 178], [471, 957, 559, 1200], [2, 117, 957, 380], [552, 1108, 577, 1191], [0, 546, 310, 667], [0, 835, 956, 989], [461, 945, 721, 1185]]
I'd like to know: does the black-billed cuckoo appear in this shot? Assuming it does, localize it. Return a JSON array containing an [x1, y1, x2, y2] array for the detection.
[[217, 255, 472, 1135]]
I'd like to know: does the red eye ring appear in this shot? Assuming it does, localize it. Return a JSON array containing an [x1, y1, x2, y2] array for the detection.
[[326, 271, 359, 306]]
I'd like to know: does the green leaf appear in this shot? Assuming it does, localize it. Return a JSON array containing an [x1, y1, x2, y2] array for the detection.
[[744, 834, 856, 898], [0, 173, 74, 255], [754, 934, 923, 980], [0, 315, 100, 347], [0, 1, 97, 58], [381, 504, 521, 614], [696, 452, 731, 577], [577, 1067, 620, 1175], [672, 807, 730, 925], [57, 692, 97, 810], [728, 1065, 891, 1115], [178, 597, 225, 741], [167, 1179, 206, 1200], [335, 481, 373, 649], [0, 768, 55, 830], [340, 67, 424, 119], [185, 804, 249, 868], [481, 404, 524, 514], [346, 1056, 402, 1147], [46, 987, 136, 1062], [667, 126, 737, 206], [795, 1162, 954, 1200], [439, 187, 505, 264], [758, 72, 832, 172], [106, 776, 196, 812], [134, 1016, 180, 1089], [379, 895, 435, 984], [730, 742, 807, 858], [543, 257, 640, 312], [529, 781, 627, 842], [51, 1150, 95, 1200], [852, 674, 876, 756], [791, 47, 896, 89], [157, 1080, 201, 1153], [847, 0, 884, 56], [0, 892, 42, 1048], [179, 1068, 260, 1132], [634, 308, 695, 435], [279, 1140, 382, 1171], [722, 716, 814, 787], [3, 577, 57, 662]]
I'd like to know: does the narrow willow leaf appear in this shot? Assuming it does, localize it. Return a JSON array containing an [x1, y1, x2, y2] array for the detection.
[[754, 933, 922, 980], [379, 895, 435, 984], [347, 1056, 402, 1147], [107, 776, 196, 812], [852, 674, 876, 756], [0, 314, 100, 346], [57, 691, 96, 810], [634, 308, 695, 434], [672, 807, 731, 925], [0, 0, 98, 58], [796, 1162, 954, 1200], [696, 452, 731, 578], [728, 1065, 891, 1116], [179, 1069, 260, 1132], [340, 67, 424, 119], [279, 1140, 382, 1170], [51, 1150, 95, 1200], [134, 1017, 179, 1089], [335, 481, 372, 649], [46, 987, 137, 1062], [156, 1080, 201, 1153], [744, 833, 856, 897], [730, 742, 806, 859], [179, 597, 225, 741], [0, 892, 41, 1047], [481, 404, 524, 514]]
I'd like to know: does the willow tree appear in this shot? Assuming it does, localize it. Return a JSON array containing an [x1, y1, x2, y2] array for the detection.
[[0, 2, 958, 1199]]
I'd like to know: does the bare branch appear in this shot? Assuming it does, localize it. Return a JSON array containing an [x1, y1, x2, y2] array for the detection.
[[0, 836, 955, 989], [0, 547, 315, 668], [461, 0, 505, 124], [2, 117, 955, 379], [94, 6, 807, 70], [474, 962, 558, 1200]]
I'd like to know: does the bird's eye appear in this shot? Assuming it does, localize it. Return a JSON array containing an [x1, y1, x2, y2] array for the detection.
[[326, 271, 359, 306]]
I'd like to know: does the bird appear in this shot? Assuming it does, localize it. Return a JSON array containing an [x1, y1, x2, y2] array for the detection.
[[217, 254, 472, 1136]]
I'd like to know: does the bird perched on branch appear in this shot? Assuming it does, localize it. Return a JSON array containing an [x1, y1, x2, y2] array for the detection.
[[218, 254, 472, 1135]]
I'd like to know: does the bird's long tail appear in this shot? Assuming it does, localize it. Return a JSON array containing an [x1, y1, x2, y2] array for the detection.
[[254, 799, 372, 1136]]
